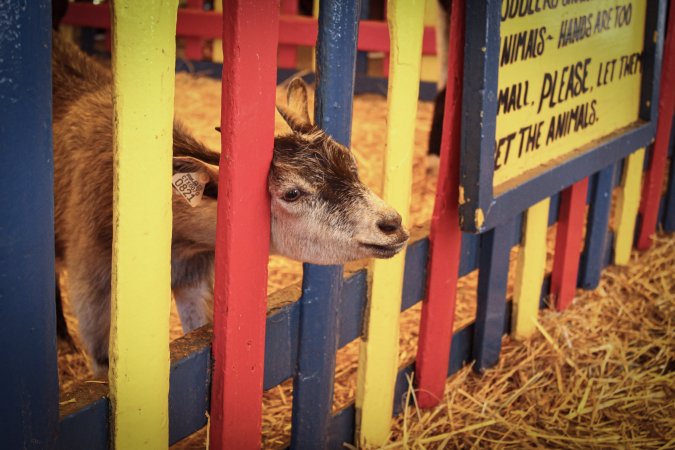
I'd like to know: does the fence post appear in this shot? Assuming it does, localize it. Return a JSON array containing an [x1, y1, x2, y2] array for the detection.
[[208, 1, 279, 449], [512, 198, 550, 338], [278, 0, 299, 68], [415, 0, 465, 409], [551, 178, 589, 311], [0, 2, 59, 448], [578, 165, 616, 289], [637, 3, 674, 249], [615, 149, 647, 265], [290, 1, 360, 448], [109, 2, 178, 448], [355, 1, 425, 446], [473, 219, 515, 372], [184, 0, 205, 60]]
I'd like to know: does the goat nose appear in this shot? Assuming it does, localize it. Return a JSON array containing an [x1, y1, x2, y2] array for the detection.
[[376, 212, 402, 235]]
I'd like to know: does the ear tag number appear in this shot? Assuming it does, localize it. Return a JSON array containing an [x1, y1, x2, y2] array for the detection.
[[172, 172, 205, 207]]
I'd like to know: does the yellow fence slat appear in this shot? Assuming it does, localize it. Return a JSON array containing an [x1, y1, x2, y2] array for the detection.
[[212, 0, 223, 63], [420, 0, 439, 83], [110, 1, 177, 448], [614, 148, 646, 265], [512, 198, 550, 340], [355, 1, 425, 446]]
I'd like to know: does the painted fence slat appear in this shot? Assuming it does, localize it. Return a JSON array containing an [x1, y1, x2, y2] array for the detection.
[[550, 178, 589, 311], [615, 149, 647, 265], [279, 0, 300, 68], [212, 0, 223, 63], [664, 116, 675, 232], [578, 165, 616, 289], [0, 2, 59, 448], [209, 1, 279, 448], [290, 1, 360, 448], [512, 198, 550, 339], [292, 264, 342, 450], [292, 266, 344, 450], [184, 0, 205, 60], [637, 3, 675, 249], [355, 1, 425, 446], [415, 0, 465, 409], [473, 219, 516, 372], [108, 3, 177, 448]]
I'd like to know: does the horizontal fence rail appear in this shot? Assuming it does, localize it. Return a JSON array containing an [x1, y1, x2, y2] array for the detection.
[[61, 3, 438, 56]]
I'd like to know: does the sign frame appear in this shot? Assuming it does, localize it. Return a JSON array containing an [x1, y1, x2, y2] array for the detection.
[[459, 0, 667, 233]]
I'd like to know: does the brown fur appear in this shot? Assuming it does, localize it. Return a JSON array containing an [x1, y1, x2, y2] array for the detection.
[[53, 33, 408, 373]]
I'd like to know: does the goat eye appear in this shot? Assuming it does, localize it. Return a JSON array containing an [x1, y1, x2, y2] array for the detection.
[[282, 188, 302, 202]]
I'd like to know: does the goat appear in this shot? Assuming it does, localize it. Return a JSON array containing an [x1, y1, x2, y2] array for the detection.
[[52, 33, 408, 374]]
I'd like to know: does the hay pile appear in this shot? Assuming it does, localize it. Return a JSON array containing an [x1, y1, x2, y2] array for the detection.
[[384, 233, 674, 449]]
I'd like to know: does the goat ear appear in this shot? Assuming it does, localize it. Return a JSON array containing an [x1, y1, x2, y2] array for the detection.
[[277, 78, 312, 132], [174, 156, 205, 174], [286, 78, 311, 123]]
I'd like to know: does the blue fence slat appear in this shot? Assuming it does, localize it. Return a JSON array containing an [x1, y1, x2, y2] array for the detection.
[[0, 2, 59, 449], [548, 192, 561, 225], [58, 398, 109, 450], [328, 406, 356, 449], [473, 220, 516, 372], [264, 302, 300, 389], [338, 270, 368, 348], [169, 346, 211, 444], [292, 265, 343, 449], [458, 233, 481, 276], [392, 366, 416, 416], [290, 1, 361, 448], [578, 165, 616, 289], [401, 239, 429, 310]]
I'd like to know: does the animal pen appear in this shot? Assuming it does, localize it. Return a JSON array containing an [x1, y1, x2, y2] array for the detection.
[[1, 0, 674, 449]]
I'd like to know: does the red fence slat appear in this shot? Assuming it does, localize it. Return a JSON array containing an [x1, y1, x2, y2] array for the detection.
[[208, 1, 279, 448], [278, 0, 299, 68], [551, 178, 589, 311], [637, 4, 675, 250], [184, 0, 205, 60], [415, 0, 465, 409]]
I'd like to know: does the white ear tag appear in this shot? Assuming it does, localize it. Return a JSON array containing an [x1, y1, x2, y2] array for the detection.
[[172, 172, 206, 207]]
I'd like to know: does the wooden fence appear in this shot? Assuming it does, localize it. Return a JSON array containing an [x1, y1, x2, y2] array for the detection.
[[1, 0, 673, 448]]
